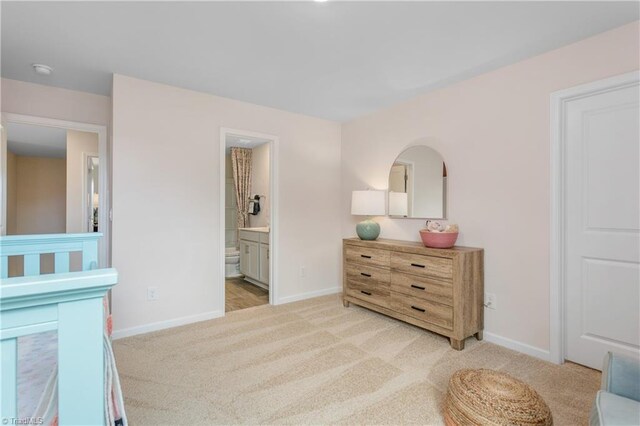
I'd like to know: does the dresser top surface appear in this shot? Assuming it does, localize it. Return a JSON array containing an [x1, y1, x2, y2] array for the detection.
[[343, 237, 483, 255]]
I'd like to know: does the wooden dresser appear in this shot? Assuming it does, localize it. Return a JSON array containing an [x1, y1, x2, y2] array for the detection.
[[342, 238, 484, 350]]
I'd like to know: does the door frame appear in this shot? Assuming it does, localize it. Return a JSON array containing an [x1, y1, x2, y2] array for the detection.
[[82, 153, 99, 232], [389, 160, 415, 218], [549, 70, 639, 365], [0, 113, 110, 268], [219, 127, 279, 311]]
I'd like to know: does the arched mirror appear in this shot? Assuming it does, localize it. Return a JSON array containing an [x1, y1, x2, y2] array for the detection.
[[388, 146, 447, 219]]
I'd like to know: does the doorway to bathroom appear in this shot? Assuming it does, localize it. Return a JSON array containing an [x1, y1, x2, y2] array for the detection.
[[220, 128, 277, 313]]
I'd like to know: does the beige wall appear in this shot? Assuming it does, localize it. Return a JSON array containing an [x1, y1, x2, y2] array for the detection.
[[66, 130, 99, 233], [6, 150, 17, 234], [112, 74, 342, 335], [8, 155, 66, 275], [5, 129, 97, 273], [14, 156, 66, 235], [1, 78, 110, 126], [66, 130, 99, 270], [1, 78, 111, 265], [249, 143, 270, 228], [341, 21, 640, 354]]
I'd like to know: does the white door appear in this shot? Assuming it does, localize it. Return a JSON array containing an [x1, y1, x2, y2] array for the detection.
[[564, 76, 640, 369]]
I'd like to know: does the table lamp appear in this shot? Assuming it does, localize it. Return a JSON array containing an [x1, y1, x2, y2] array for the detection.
[[351, 190, 385, 240]]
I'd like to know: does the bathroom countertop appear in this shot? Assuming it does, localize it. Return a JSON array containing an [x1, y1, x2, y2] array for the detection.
[[238, 227, 270, 233]]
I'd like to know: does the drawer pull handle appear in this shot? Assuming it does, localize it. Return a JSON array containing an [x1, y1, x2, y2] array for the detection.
[[411, 263, 426, 268], [411, 306, 426, 313], [360, 273, 372, 277], [360, 254, 372, 259], [361, 290, 372, 296], [411, 284, 426, 291]]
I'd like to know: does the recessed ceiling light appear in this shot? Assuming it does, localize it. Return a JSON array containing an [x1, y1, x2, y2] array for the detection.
[[32, 64, 53, 76]]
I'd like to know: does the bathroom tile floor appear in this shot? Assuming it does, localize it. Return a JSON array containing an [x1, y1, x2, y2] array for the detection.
[[225, 276, 269, 312]]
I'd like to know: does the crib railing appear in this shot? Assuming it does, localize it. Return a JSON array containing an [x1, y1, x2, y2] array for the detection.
[[0, 233, 117, 425]]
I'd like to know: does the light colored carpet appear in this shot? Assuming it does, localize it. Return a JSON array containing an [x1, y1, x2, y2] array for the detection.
[[113, 294, 600, 425]]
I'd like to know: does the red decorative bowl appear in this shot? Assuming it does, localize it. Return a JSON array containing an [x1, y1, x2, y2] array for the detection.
[[419, 230, 459, 248]]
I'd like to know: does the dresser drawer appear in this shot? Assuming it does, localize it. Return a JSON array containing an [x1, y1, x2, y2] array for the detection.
[[345, 245, 390, 269], [390, 292, 453, 330], [391, 272, 453, 306], [346, 280, 390, 308], [345, 263, 390, 286], [391, 252, 453, 280]]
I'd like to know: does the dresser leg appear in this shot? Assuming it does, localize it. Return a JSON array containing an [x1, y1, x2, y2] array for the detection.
[[475, 331, 483, 341], [450, 338, 465, 350], [343, 299, 350, 308]]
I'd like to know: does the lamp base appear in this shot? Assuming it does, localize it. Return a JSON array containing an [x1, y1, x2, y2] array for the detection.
[[356, 219, 380, 240]]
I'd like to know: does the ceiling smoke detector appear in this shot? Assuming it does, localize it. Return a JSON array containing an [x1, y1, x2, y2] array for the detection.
[[32, 64, 53, 76]]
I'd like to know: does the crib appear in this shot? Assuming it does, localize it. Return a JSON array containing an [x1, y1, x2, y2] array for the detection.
[[1, 233, 118, 425]]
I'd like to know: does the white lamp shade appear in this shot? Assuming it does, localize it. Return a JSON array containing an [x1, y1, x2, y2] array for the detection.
[[389, 192, 408, 216], [351, 190, 386, 216]]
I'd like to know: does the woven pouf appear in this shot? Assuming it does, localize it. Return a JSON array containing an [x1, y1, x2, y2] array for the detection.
[[444, 369, 553, 426]]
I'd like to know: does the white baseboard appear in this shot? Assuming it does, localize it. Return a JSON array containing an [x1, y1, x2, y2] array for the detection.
[[110, 295, 554, 365], [483, 331, 553, 363], [276, 286, 342, 305], [112, 309, 225, 340], [112, 286, 342, 339]]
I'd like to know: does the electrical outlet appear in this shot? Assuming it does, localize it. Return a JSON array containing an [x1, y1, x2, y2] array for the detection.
[[484, 292, 497, 310], [147, 286, 159, 301], [299, 266, 307, 278]]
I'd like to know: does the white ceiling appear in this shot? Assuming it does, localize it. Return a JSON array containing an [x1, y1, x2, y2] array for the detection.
[[1, 2, 638, 122], [6, 122, 67, 158]]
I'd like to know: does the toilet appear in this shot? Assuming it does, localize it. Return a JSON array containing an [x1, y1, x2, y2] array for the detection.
[[225, 247, 241, 278]]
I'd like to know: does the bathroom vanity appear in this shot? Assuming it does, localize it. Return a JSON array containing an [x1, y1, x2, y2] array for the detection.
[[239, 227, 269, 289]]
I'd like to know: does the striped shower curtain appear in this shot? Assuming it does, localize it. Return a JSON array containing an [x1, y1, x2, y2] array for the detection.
[[231, 147, 252, 229]]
